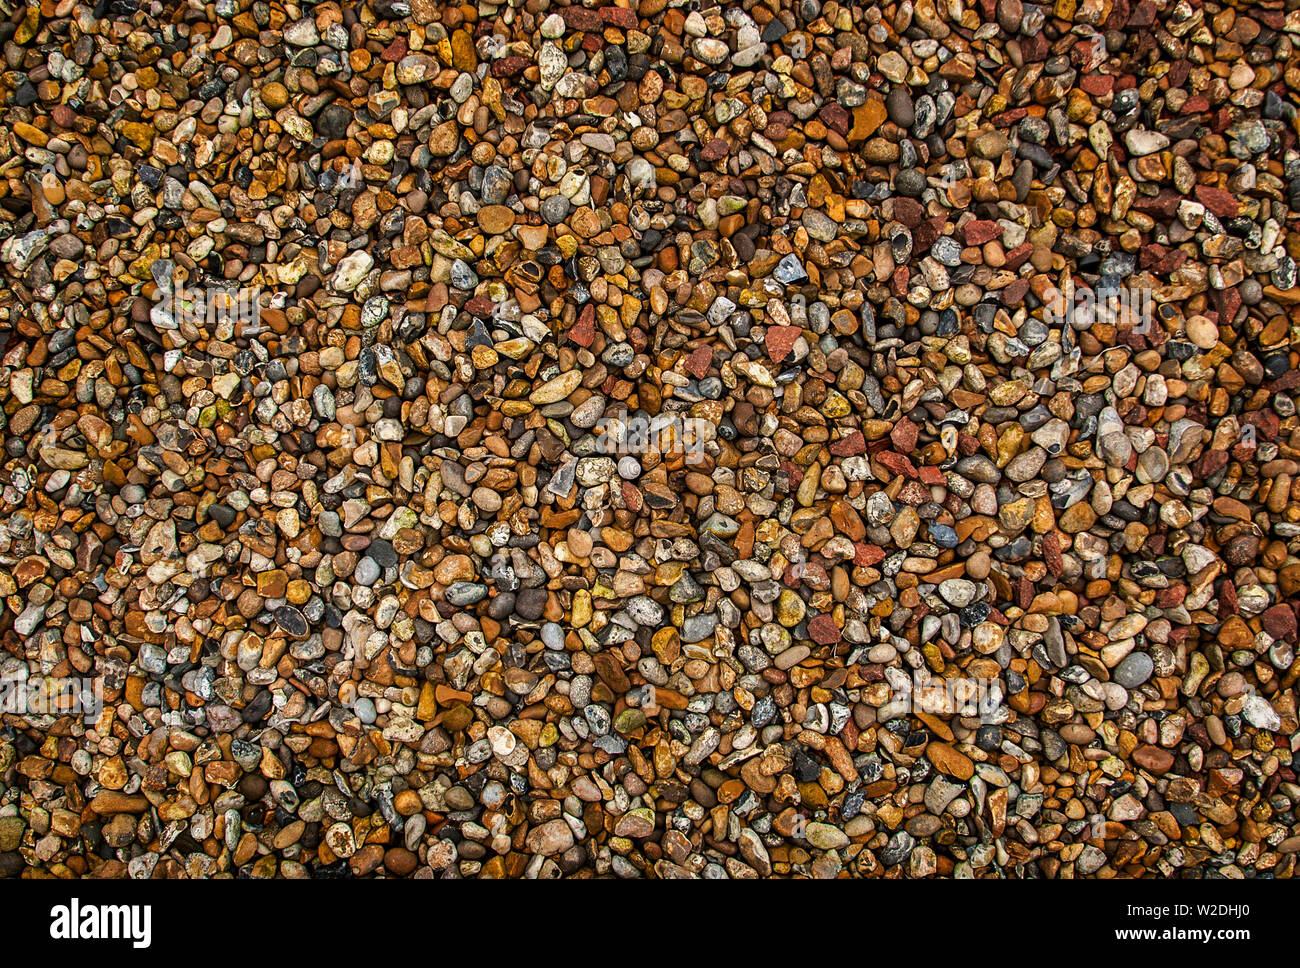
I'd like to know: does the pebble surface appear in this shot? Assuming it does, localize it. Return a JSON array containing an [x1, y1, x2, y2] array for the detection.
[[1, 0, 1299, 879]]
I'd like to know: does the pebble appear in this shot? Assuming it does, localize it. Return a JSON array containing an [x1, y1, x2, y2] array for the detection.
[[1113, 653, 1155, 689]]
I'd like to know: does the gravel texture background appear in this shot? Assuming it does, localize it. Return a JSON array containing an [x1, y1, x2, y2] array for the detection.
[[0, 0, 1298, 879]]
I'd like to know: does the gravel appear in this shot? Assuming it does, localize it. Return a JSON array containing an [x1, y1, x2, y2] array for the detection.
[[0, 0, 1297, 881]]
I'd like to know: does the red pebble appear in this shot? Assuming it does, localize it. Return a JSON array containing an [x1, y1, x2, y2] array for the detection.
[[808, 614, 842, 645], [491, 56, 529, 78], [1271, 370, 1300, 391], [1129, 0, 1156, 25], [854, 544, 885, 567], [699, 138, 730, 162], [781, 461, 803, 492], [1217, 580, 1238, 617], [1194, 184, 1239, 218], [876, 451, 917, 479], [1043, 531, 1063, 577], [890, 418, 919, 454], [913, 215, 949, 250], [465, 296, 496, 318], [829, 431, 866, 456], [818, 103, 850, 135], [765, 325, 801, 362], [961, 219, 1002, 246], [1195, 449, 1228, 477], [684, 345, 712, 379], [892, 197, 925, 228], [1154, 585, 1186, 608], [1079, 74, 1114, 96], [918, 465, 945, 485], [569, 305, 596, 347], [1001, 278, 1030, 306], [1263, 605, 1297, 642], [561, 6, 602, 29], [620, 481, 642, 512], [599, 5, 638, 28], [1002, 242, 1034, 271]]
